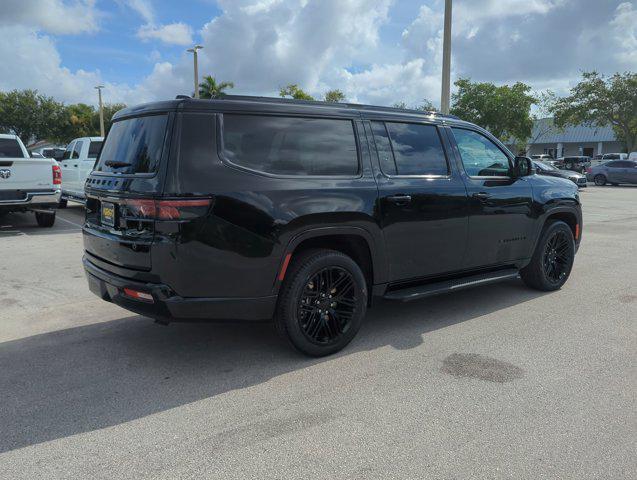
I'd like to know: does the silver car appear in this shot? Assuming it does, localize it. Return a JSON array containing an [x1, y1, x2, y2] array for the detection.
[[587, 160, 637, 186]]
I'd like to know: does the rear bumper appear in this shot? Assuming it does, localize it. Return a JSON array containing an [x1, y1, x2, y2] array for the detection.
[[0, 189, 60, 208], [83, 256, 277, 322]]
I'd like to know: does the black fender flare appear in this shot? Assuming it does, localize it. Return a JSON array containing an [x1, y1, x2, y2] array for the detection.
[[272, 226, 388, 292]]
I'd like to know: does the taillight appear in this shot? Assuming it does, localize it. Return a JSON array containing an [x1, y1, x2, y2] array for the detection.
[[586, 167, 592, 173], [124, 198, 212, 220], [52, 164, 62, 185]]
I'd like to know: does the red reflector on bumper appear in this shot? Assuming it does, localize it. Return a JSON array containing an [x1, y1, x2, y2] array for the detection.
[[123, 288, 154, 302]]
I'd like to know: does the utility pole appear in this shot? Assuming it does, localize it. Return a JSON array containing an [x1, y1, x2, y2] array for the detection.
[[95, 85, 105, 137], [187, 45, 204, 98], [440, 0, 452, 114]]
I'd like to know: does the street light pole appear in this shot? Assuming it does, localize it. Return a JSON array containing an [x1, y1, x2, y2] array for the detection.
[[187, 45, 204, 98], [440, 0, 452, 114], [95, 85, 105, 137]]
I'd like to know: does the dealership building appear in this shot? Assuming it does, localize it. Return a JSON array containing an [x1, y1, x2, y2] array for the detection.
[[525, 118, 624, 158]]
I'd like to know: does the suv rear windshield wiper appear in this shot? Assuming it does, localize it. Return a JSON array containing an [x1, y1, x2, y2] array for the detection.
[[104, 160, 133, 168]]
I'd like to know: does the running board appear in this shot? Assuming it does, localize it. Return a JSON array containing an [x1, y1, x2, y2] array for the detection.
[[383, 268, 520, 302]]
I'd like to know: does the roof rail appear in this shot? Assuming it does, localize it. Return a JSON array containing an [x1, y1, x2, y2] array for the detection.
[[197, 95, 458, 119]]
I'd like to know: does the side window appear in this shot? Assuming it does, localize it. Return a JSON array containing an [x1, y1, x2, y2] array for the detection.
[[370, 121, 397, 174], [62, 142, 74, 160], [72, 141, 84, 159], [221, 114, 358, 176], [451, 128, 511, 177], [384, 122, 448, 176]]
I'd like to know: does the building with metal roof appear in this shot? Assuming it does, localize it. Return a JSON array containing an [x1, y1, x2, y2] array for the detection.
[[525, 118, 624, 158]]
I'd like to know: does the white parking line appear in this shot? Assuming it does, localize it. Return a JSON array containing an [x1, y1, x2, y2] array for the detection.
[[56, 215, 83, 229]]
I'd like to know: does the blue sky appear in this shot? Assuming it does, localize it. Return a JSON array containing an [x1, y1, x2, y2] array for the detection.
[[1, 1, 635, 107]]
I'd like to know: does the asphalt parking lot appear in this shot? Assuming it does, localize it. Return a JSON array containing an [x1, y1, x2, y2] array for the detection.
[[0, 186, 635, 479]]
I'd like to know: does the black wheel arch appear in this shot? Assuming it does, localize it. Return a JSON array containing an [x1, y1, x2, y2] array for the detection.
[[272, 226, 388, 295]]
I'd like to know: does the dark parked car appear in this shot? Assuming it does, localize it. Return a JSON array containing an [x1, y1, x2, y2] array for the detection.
[[83, 97, 582, 356], [560, 156, 591, 173], [587, 160, 637, 186], [533, 161, 587, 188]]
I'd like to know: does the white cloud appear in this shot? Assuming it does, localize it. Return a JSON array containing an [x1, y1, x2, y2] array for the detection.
[[137, 22, 194, 46], [0, 25, 152, 106], [120, 0, 154, 23], [610, 2, 637, 66], [0, 0, 101, 34]]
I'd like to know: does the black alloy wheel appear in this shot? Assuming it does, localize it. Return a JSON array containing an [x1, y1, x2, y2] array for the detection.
[[275, 249, 367, 356], [298, 266, 357, 345], [542, 230, 571, 285], [520, 220, 575, 291]]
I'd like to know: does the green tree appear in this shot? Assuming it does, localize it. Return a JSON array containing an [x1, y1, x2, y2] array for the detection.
[[324, 89, 346, 103], [279, 84, 314, 100], [550, 71, 637, 152], [450, 78, 536, 142], [198, 75, 234, 99], [91, 103, 127, 136], [52, 103, 96, 144], [414, 98, 438, 112], [0, 89, 63, 144]]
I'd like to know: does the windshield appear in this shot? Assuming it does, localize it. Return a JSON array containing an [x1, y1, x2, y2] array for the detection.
[[95, 114, 167, 174]]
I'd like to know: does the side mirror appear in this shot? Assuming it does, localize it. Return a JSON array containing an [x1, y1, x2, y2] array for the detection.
[[513, 156, 534, 177]]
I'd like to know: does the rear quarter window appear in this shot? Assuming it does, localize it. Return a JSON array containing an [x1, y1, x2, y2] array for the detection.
[[95, 114, 168, 174], [221, 114, 359, 176]]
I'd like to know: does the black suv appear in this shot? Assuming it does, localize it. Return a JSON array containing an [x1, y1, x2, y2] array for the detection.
[[83, 97, 582, 356]]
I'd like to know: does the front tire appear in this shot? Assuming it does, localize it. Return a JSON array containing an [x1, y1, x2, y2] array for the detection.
[[594, 174, 606, 186], [275, 249, 367, 357], [35, 211, 55, 228], [520, 220, 575, 291]]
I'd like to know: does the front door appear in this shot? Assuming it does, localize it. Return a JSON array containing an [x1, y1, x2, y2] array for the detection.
[[366, 120, 469, 282], [447, 127, 535, 269]]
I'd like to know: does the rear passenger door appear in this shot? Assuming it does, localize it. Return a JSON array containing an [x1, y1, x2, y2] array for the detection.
[[366, 120, 469, 282]]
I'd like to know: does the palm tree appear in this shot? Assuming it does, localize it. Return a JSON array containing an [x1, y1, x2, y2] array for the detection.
[[198, 75, 235, 99]]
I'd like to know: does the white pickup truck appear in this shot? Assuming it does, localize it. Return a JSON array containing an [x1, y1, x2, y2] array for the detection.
[[57, 136, 103, 207], [0, 133, 61, 227]]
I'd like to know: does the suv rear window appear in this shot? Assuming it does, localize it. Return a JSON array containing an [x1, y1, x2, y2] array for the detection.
[[221, 114, 358, 176], [95, 114, 167, 174], [0, 139, 23, 157], [88, 141, 103, 159]]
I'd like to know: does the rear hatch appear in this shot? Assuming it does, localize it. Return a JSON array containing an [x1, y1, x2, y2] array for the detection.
[[84, 113, 172, 271]]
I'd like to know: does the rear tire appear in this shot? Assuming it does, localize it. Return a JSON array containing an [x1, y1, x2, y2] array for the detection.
[[275, 249, 367, 357], [520, 220, 574, 291], [594, 174, 606, 186], [35, 211, 55, 228]]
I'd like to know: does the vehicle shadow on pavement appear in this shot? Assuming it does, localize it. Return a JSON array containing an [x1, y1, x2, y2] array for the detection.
[[0, 279, 547, 453]]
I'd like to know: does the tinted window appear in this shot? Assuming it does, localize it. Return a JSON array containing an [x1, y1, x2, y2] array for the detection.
[[95, 115, 168, 174], [609, 161, 632, 168], [222, 114, 358, 176], [383, 122, 448, 175], [0, 139, 23, 157], [604, 154, 619, 160], [370, 121, 397, 174], [451, 128, 511, 177], [72, 141, 83, 159], [88, 141, 103, 159]]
